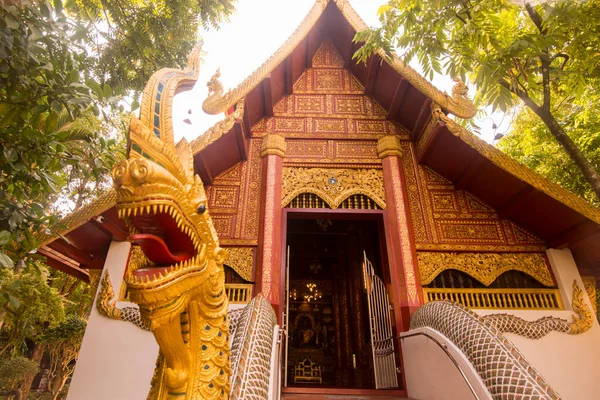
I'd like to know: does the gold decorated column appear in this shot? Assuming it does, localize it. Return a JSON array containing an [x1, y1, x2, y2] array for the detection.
[[377, 136, 424, 331], [257, 134, 286, 312]]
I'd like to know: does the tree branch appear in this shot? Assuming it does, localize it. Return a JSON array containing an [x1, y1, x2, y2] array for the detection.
[[524, 3, 546, 34], [500, 79, 540, 111], [550, 53, 570, 70]]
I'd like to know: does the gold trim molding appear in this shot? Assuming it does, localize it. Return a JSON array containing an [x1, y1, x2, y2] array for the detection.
[[225, 247, 254, 282], [36, 189, 117, 248], [190, 100, 245, 155], [417, 251, 555, 287], [261, 134, 287, 157], [377, 136, 403, 158], [281, 167, 386, 209]]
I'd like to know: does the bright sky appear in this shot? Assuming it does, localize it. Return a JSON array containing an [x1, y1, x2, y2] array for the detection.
[[172, 0, 503, 144]]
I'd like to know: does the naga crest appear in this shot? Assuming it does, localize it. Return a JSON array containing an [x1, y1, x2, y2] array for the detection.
[[111, 46, 231, 399]]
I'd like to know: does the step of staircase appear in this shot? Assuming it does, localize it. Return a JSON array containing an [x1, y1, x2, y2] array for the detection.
[[282, 395, 412, 399]]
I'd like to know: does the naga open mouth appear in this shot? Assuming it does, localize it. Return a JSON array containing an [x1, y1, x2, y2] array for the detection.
[[117, 199, 205, 281]]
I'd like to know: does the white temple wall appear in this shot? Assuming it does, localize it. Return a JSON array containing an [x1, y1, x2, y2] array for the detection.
[[68, 241, 159, 400], [475, 248, 600, 400]]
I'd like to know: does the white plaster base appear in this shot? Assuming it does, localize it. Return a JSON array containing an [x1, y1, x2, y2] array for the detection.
[[400, 327, 491, 400], [68, 241, 159, 400], [475, 248, 600, 400]]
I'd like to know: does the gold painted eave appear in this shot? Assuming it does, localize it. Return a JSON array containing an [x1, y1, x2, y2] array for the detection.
[[436, 112, 600, 225], [36, 189, 118, 248], [201, 0, 476, 119], [190, 100, 245, 156]]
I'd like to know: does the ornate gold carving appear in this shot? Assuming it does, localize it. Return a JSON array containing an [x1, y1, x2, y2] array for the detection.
[[430, 103, 600, 225], [417, 251, 555, 287], [97, 271, 122, 320], [190, 100, 245, 155], [140, 45, 201, 145], [225, 247, 254, 282], [261, 134, 286, 157], [111, 47, 231, 399], [36, 189, 117, 248], [570, 279, 594, 334], [202, 0, 476, 119], [202, 0, 327, 114], [377, 136, 402, 158], [387, 156, 418, 303], [281, 167, 385, 209], [415, 243, 547, 252], [260, 155, 278, 300], [206, 68, 223, 97], [582, 276, 597, 315]]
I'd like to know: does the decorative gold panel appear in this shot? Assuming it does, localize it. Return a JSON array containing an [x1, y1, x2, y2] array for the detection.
[[225, 247, 254, 282], [281, 167, 385, 209], [418, 252, 554, 287]]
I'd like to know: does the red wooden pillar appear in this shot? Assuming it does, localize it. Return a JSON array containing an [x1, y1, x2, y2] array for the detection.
[[256, 134, 286, 313], [378, 136, 424, 332]]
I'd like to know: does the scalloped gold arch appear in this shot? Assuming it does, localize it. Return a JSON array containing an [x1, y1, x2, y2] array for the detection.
[[417, 252, 555, 287], [281, 167, 386, 209], [284, 191, 383, 209]]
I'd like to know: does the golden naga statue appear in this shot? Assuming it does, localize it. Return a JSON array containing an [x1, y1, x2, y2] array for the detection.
[[110, 46, 231, 399]]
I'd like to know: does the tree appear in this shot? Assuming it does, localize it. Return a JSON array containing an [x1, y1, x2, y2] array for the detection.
[[498, 85, 600, 205], [0, 264, 65, 357], [1, 0, 236, 266], [42, 316, 87, 400], [354, 0, 600, 201], [0, 356, 39, 399]]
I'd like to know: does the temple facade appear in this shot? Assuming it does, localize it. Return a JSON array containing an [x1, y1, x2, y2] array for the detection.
[[35, 1, 600, 399]]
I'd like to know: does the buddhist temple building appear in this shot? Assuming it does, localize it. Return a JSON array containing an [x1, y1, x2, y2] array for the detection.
[[35, 1, 600, 399]]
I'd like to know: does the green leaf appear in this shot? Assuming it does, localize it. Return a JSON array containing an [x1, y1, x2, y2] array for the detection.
[[46, 112, 59, 133], [8, 294, 21, 309], [3, 148, 18, 163], [0, 252, 14, 269], [5, 15, 19, 30], [0, 231, 11, 246], [103, 84, 112, 99], [31, 104, 49, 114]]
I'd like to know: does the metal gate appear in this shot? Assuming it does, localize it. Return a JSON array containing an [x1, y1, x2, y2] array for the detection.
[[362, 251, 399, 389]]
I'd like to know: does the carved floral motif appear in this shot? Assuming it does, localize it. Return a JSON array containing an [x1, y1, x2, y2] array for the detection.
[[225, 247, 254, 282], [281, 167, 385, 209], [417, 251, 555, 287]]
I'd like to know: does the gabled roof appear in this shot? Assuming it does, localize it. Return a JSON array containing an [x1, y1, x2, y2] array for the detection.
[[34, 0, 600, 280], [202, 0, 476, 119]]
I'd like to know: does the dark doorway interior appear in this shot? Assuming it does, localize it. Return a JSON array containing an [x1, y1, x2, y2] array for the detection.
[[285, 216, 385, 389]]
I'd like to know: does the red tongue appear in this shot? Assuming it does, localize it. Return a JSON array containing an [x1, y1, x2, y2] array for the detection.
[[131, 233, 193, 265]]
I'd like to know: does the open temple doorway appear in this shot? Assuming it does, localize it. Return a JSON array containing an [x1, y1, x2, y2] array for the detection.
[[282, 213, 401, 392]]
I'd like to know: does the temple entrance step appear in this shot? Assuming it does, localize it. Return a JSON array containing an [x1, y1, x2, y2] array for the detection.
[[281, 396, 412, 399]]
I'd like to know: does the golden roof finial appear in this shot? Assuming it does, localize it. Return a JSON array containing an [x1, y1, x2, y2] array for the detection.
[[207, 68, 223, 96]]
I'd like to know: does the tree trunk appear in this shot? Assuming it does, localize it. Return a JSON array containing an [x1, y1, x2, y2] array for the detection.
[[534, 107, 600, 201], [49, 369, 67, 400], [19, 343, 44, 400]]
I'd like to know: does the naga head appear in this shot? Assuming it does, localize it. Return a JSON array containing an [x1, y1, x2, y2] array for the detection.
[[111, 115, 226, 305]]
